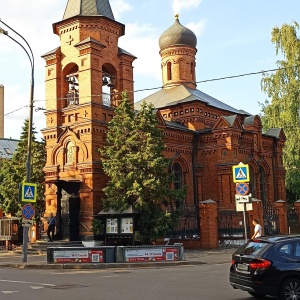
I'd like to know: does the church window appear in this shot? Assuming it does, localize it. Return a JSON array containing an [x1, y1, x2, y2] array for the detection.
[[167, 62, 172, 80], [173, 163, 183, 190]]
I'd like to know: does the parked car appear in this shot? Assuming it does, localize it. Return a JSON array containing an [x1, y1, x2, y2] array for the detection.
[[229, 235, 300, 299]]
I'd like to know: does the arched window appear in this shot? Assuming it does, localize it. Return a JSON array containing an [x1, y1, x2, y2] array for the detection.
[[259, 166, 267, 207], [173, 163, 183, 189], [167, 62, 172, 81]]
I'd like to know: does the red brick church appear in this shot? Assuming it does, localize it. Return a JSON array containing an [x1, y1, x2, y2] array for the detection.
[[42, 0, 287, 248]]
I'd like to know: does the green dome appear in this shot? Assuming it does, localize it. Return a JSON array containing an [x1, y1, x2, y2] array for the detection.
[[159, 15, 197, 50]]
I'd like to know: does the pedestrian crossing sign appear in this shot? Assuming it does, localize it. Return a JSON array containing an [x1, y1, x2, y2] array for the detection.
[[232, 163, 250, 183], [21, 182, 37, 202]]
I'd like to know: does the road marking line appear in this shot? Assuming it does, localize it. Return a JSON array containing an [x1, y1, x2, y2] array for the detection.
[[0, 279, 54, 286]]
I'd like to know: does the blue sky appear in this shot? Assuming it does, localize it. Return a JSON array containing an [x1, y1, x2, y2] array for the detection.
[[0, 0, 299, 139]]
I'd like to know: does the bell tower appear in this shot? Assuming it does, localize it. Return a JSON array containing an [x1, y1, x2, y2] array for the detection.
[[42, 0, 136, 240]]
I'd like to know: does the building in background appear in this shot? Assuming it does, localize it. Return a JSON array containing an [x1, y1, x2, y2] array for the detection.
[[0, 138, 19, 159]]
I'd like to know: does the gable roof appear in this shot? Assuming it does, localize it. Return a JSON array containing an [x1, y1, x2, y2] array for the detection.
[[75, 36, 106, 48], [134, 85, 250, 115], [265, 128, 286, 140], [118, 47, 137, 59]]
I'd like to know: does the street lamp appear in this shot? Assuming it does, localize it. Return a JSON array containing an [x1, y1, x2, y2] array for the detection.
[[0, 20, 34, 263]]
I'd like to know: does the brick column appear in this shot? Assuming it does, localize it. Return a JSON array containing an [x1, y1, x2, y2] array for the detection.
[[199, 199, 218, 249], [275, 200, 288, 234], [294, 200, 300, 223]]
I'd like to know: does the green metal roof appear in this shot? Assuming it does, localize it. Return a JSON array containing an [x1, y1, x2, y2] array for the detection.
[[63, 0, 115, 21], [134, 85, 249, 115], [159, 15, 197, 50]]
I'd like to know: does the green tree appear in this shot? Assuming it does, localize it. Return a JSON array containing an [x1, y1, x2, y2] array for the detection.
[[260, 21, 300, 201], [100, 92, 186, 243], [0, 119, 46, 218]]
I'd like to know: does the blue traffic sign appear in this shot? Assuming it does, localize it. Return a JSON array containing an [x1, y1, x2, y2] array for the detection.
[[236, 183, 249, 195], [232, 163, 250, 183], [22, 204, 35, 219], [21, 182, 37, 202]]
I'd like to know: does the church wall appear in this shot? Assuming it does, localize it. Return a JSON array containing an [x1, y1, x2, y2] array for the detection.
[[163, 127, 195, 208]]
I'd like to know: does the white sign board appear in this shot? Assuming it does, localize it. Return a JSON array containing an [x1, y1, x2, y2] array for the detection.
[[236, 202, 253, 212], [235, 194, 251, 203], [22, 219, 34, 227]]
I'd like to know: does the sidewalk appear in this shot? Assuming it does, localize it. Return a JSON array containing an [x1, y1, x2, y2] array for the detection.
[[0, 247, 235, 269]]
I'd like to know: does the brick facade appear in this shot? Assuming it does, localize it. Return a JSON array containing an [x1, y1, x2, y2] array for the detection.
[[42, 2, 287, 247]]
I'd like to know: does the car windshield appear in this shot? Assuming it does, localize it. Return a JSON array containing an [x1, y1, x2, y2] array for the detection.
[[236, 241, 269, 256]]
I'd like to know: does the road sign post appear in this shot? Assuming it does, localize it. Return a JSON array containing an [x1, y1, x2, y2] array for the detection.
[[21, 183, 37, 263], [233, 164, 251, 243]]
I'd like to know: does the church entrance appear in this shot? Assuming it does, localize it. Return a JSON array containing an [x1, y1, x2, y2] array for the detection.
[[55, 180, 81, 241]]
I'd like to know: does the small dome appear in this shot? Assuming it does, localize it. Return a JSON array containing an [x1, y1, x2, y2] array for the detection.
[[159, 15, 197, 50]]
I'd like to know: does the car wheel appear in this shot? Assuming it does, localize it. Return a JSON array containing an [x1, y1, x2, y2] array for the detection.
[[279, 278, 300, 300], [247, 291, 266, 298]]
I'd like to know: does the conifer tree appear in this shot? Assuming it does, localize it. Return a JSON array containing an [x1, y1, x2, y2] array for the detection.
[[100, 92, 186, 243], [0, 119, 46, 218], [260, 21, 300, 200]]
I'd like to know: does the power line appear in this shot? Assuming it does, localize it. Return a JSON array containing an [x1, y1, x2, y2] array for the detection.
[[5, 64, 299, 116], [4, 105, 28, 116]]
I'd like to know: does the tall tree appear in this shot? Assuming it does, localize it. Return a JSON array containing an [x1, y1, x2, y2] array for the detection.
[[0, 119, 46, 218], [100, 92, 186, 243], [260, 21, 300, 200]]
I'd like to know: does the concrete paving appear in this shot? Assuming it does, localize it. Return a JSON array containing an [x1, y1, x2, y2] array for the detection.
[[0, 246, 236, 269]]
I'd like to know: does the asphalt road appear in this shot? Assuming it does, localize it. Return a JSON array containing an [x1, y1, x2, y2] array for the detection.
[[0, 263, 262, 300]]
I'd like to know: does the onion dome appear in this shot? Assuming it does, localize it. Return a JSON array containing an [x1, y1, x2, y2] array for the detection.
[[159, 14, 197, 50]]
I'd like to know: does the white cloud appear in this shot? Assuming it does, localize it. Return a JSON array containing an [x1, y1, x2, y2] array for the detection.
[[110, 0, 134, 20], [186, 20, 207, 37], [119, 23, 161, 80], [172, 0, 202, 15]]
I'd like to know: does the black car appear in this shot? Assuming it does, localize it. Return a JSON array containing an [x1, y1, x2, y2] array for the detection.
[[230, 235, 300, 299]]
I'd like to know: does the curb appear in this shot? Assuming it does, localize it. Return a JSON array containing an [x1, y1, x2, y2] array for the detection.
[[0, 261, 206, 270]]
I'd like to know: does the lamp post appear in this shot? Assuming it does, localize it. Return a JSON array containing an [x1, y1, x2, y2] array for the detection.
[[0, 20, 34, 263]]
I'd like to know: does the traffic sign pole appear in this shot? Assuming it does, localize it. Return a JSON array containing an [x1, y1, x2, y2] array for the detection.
[[243, 203, 247, 243], [21, 184, 36, 263]]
